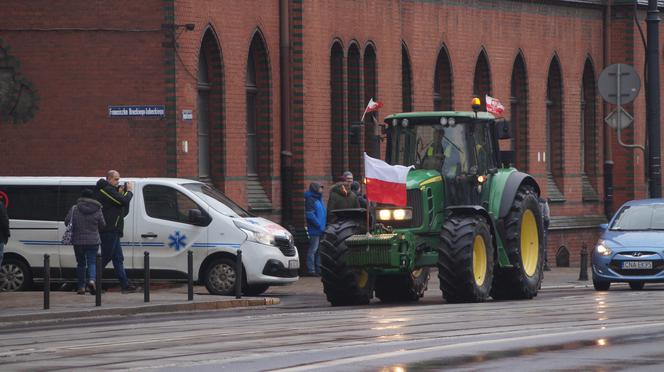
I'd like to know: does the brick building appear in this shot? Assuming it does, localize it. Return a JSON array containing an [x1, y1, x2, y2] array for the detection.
[[1, 0, 663, 266]]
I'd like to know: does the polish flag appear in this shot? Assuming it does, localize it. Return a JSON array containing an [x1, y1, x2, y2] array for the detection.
[[364, 152, 413, 206], [485, 95, 505, 117], [361, 98, 384, 121]]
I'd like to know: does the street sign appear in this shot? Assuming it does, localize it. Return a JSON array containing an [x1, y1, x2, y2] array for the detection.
[[598, 63, 641, 104], [605, 107, 633, 130]]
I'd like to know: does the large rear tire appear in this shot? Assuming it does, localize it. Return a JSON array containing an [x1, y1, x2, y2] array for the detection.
[[375, 268, 430, 303], [438, 216, 494, 303], [491, 185, 544, 300], [320, 219, 374, 306]]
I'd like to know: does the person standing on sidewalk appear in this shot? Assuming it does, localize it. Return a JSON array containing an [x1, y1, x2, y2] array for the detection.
[[95, 170, 136, 293], [66, 189, 105, 294], [0, 201, 9, 268], [326, 171, 359, 224], [304, 182, 326, 276]]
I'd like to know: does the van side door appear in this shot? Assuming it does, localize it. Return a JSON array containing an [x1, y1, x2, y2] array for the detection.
[[134, 184, 208, 278]]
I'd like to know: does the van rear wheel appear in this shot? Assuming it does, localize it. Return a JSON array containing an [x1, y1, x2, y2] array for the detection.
[[204, 258, 237, 296], [0, 258, 33, 292]]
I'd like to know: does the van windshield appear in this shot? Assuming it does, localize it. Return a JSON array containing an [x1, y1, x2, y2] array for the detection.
[[182, 183, 251, 218]]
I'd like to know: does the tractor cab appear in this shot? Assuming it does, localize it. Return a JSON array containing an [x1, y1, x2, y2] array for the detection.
[[384, 111, 509, 206]]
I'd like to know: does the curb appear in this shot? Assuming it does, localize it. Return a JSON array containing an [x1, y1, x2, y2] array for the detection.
[[0, 297, 280, 324]]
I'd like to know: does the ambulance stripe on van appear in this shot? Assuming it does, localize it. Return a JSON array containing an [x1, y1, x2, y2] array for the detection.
[[20, 240, 62, 245], [192, 243, 241, 248]]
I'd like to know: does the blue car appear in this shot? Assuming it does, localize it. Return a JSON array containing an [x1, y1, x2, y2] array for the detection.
[[592, 199, 664, 291]]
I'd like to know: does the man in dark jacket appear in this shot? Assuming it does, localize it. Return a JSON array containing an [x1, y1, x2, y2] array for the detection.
[[0, 201, 9, 268], [326, 171, 359, 224], [96, 170, 136, 293], [304, 182, 326, 276]]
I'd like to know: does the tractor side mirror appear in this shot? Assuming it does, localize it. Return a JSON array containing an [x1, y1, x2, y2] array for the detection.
[[495, 120, 512, 140], [349, 121, 363, 145], [499, 150, 515, 168]]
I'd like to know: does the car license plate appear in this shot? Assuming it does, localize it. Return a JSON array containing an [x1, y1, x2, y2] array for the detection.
[[288, 259, 299, 269], [621, 261, 652, 269]]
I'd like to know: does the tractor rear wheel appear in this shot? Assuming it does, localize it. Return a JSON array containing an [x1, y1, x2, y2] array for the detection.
[[375, 268, 430, 303], [438, 216, 494, 303], [320, 219, 374, 306], [491, 185, 544, 300]]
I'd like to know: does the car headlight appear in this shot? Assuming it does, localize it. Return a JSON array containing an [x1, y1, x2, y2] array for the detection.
[[376, 208, 413, 221], [596, 241, 613, 256]]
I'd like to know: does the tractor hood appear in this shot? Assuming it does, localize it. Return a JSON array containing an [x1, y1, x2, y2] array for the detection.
[[407, 169, 443, 189]]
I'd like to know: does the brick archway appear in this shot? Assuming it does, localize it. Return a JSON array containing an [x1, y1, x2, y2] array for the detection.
[[433, 45, 453, 110], [511, 52, 528, 171], [402, 43, 413, 112], [330, 41, 346, 180], [582, 58, 599, 200], [473, 49, 492, 108], [547, 56, 565, 198]]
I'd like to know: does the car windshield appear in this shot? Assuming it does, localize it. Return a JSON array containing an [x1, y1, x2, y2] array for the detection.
[[182, 183, 251, 218], [610, 204, 664, 231]]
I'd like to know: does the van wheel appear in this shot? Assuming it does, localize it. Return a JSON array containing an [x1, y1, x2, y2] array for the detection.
[[244, 284, 270, 296], [0, 258, 33, 292], [204, 258, 237, 296]]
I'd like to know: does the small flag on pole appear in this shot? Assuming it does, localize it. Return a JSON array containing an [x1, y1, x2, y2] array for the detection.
[[361, 98, 384, 121], [364, 152, 412, 206], [485, 95, 505, 117]]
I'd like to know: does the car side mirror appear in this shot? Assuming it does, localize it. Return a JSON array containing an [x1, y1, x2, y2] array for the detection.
[[599, 223, 608, 230], [188, 209, 211, 226]]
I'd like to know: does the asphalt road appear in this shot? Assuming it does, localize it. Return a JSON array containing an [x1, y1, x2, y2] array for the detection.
[[2, 282, 664, 371]]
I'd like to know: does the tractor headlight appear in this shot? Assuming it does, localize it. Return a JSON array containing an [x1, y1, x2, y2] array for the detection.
[[596, 241, 613, 256], [376, 208, 413, 221]]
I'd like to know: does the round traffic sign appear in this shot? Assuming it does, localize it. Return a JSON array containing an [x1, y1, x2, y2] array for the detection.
[[598, 63, 641, 104]]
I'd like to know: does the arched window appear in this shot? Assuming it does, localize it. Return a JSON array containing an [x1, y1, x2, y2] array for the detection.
[[511, 52, 528, 171], [473, 49, 492, 108], [402, 42, 413, 112], [581, 58, 599, 200], [198, 29, 224, 189], [347, 43, 362, 178], [246, 31, 272, 211], [433, 45, 453, 110], [547, 56, 564, 199], [364, 43, 378, 160], [330, 41, 346, 179]]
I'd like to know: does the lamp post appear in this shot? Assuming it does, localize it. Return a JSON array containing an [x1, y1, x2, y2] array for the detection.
[[647, 0, 661, 197]]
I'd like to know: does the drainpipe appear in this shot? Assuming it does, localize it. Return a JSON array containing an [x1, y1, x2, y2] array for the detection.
[[603, 0, 614, 218], [279, 0, 293, 228]]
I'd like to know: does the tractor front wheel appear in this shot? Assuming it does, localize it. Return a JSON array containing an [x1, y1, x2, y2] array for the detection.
[[320, 219, 374, 306], [375, 268, 430, 303], [491, 185, 544, 300], [438, 216, 494, 303]]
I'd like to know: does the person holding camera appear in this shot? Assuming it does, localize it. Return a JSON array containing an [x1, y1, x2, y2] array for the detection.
[[95, 170, 136, 293]]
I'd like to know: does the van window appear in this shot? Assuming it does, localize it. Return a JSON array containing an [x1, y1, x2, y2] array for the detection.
[[144, 185, 202, 224], [0, 185, 59, 221], [58, 185, 89, 220], [182, 183, 251, 217]]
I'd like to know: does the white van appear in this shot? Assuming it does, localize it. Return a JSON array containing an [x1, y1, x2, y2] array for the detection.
[[0, 177, 299, 295]]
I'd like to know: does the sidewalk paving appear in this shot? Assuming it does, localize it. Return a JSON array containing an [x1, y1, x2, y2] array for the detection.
[[0, 266, 592, 325]]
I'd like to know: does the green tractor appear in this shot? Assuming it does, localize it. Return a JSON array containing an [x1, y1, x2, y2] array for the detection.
[[320, 109, 544, 305]]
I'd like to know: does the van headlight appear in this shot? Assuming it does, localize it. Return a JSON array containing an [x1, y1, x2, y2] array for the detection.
[[376, 208, 413, 221], [596, 241, 612, 256], [233, 220, 276, 246]]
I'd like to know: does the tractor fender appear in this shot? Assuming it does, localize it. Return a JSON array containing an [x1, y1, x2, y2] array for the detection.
[[445, 205, 499, 256], [498, 172, 540, 218]]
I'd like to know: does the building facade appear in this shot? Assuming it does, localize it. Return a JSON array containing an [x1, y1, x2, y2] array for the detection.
[[1, 0, 662, 266]]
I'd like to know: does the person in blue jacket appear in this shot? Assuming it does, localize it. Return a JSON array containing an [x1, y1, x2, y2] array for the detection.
[[304, 182, 326, 276]]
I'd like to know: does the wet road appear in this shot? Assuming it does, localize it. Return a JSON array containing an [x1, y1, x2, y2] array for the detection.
[[2, 284, 664, 371]]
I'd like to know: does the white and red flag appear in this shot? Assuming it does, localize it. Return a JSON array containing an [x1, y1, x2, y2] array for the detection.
[[360, 98, 384, 121], [363, 152, 413, 206], [485, 95, 505, 117]]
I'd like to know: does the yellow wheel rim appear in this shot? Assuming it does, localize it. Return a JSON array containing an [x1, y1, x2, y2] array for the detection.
[[472, 235, 487, 286], [520, 209, 539, 276], [411, 268, 423, 279], [356, 270, 369, 289]]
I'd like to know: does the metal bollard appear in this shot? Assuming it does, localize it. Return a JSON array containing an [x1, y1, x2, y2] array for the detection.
[[144, 251, 150, 303], [187, 251, 193, 301], [43, 254, 50, 310], [96, 254, 102, 306], [235, 250, 243, 299], [578, 243, 589, 281]]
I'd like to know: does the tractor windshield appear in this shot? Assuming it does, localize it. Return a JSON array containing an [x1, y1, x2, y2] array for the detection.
[[387, 123, 469, 177]]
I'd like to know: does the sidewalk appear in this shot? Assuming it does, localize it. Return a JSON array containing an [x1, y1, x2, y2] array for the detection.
[[0, 266, 591, 325]]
